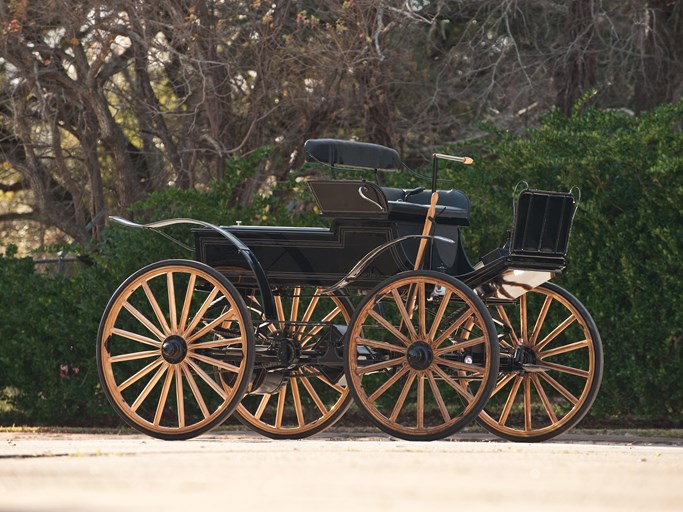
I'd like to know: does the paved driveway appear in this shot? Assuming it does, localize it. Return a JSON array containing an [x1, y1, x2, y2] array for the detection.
[[1, 430, 681, 512]]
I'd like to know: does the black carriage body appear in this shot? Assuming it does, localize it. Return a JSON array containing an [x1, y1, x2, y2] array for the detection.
[[194, 178, 574, 299]]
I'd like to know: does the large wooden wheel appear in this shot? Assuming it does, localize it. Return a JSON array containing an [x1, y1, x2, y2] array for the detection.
[[97, 260, 254, 440], [234, 287, 354, 439], [478, 282, 603, 442], [345, 271, 499, 441]]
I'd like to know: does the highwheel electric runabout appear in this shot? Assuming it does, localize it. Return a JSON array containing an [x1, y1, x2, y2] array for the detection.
[[97, 138, 603, 442]]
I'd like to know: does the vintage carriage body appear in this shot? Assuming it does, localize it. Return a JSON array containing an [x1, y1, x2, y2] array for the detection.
[[97, 139, 603, 442]]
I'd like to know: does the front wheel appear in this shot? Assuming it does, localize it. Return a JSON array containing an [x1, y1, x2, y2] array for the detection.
[[345, 271, 499, 441], [478, 282, 603, 442], [97, 260, 254, 440]]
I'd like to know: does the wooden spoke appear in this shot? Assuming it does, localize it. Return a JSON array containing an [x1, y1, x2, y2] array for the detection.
[[110, 328, 161, 348], [300, 375, 329, 416], [290, 287, 301, 324], [432, 309, 473, 348], [535, 314, 576, 351], [367, 365, 410, 403], [110, 350, 159, 363], [428, 289, 453, 342], [183, 287, 220, 336], [524, 376, 532, 432], [427, 371, 451, 422], [432, 365, 472, 402], [122, 301, 166, 341], [184, 358, 228, 399], [539, 340, 589, 359], [539, 372, 579, 405], [296, 290, 321, 337], [490, 373, 517, 398], [418, 283, 427, 339], [254, 394, 270, 421], [531, 374, 558, 424], [301, 306, 343, 345], [356, 337, 407, 354], [391, 288, 418, 341], [416, 374, 425, 429], [498, 376, 523, 426], [141, 282, 172, 336], [308, 369, 345, 394], [529, 295, 552, 346], [181, 363, 210, 418], [189, 352, 241, 375], [274, 294, 285, 326], [539, 361, 589, 378], [186, 308, 237, 343], [495, 305, 521, 346], [154, 367, 175, 426], [117, 357, 164, 392], [275, 385, 286, 429], [434, 336, 486, 356], [175, 365, 185, 428], [355, 356, 406, 375], [389, 372, 416, 421], [290, 378, 305, 428], [434, 356, 484, 375], [190, 337, 243, 349], [131, 363, 168, 412], [178, 273, 197, 333], [167, 272, 178, 333], [368, 308, 412, 346], [520, 294, 528, 345]]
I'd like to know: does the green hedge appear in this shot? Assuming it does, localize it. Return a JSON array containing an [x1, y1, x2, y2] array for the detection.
[[437, 101, 683, 422], [1, 104, 681, 426]]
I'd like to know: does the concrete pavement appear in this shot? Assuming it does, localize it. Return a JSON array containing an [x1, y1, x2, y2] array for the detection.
[[1, 430, 681, 512]]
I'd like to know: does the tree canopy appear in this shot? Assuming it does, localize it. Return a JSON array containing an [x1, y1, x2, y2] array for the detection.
[[0, 0, 682, 247]]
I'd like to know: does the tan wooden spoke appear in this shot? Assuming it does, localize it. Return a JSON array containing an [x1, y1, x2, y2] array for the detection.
[[186, 308, 237, 343], [290, 377, 305, 428], [433, 336, 486, 356], [434, 356, 484, 375], [299, 375, 329, 416], [367, 365, 411, 403], [178, 273, 197, 333], [432, 309, 474, 349], [131, 363, 169, 412], [368, 308, 412, 347], [418, 282, 427, 339], [539, 371, 579, 405], [300, 305, 343, 346], [490, 373, 517, 398], [355, 355, 406, 375], [167, 272, 178, 333], [391, 288, 418, 341], [183, 286, 220, 337], [539, 339, 589, 359], [175, 365, 185, 428], [254, 394, 270, 421], [110, 349, 160, 363], [389, 371, 416, 422], [154, 367, 175, 426], [122, 300, 166, 341], [275, 385, 287, 429], [498, 376, 523, 426], [520, 294, 528, 345], [427, 371, 451, 422], [117, 357, 164, 392], [181, 363, 210, 418], [531, 374, 558, 424], [529, 295, 552, 346], [524, 376, 532, 431], [538, 360, 590, 378], [184, 358, 228, 400], [141, 281, 172, 336], [190, 337, 244, 349], [428, 289, 453, 342], [534, 314, 576, 351], [356, 337, 407, 354], [495, 305, 521, 347], [110, 328, 161, 348], [432, 365, 473, 402], [416, 374, 425, 429]]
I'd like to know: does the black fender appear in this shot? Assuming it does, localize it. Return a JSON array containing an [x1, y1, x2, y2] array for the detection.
[[109, 216, 277, 321]]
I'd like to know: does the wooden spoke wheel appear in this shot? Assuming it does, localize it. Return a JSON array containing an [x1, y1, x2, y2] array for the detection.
[[478, 282, 603, 442], [97, 260, 254, 440], [234, 287, 354, 439], [345, 271, 499, 441]]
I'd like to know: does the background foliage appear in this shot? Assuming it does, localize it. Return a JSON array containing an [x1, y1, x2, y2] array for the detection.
[[1, 101, 681, 426]]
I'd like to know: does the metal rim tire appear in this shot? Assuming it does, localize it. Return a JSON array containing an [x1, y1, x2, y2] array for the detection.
[[234, 288, 354, 439], [478, 282, 603, 442], [345, 271, 499, 441], [97, 259, 254, 440]]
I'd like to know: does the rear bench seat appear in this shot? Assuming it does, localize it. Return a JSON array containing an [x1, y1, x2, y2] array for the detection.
[[382, 187, 470, 226]]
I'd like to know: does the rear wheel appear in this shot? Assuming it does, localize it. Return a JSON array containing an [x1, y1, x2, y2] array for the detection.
[[234, 287, 354, 439], [479, 282, 603, 442], [345, 271, 499, 441], [97, 260, 254, 440]]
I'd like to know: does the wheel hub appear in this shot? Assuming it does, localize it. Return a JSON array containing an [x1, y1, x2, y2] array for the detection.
[[161, 335, 188, 364], [406, 341, 434, 371]]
